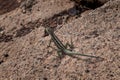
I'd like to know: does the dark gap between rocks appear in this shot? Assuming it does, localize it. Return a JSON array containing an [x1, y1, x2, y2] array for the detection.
[[3, 53, 9, 58], [0, 60, 4, 65], [71, 0, 108, 9]]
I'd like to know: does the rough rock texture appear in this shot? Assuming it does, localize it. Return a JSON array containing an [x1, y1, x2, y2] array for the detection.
[[0, 0, 120, 80]]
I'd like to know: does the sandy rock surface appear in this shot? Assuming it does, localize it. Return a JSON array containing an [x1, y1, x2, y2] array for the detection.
[[0, 0, 120, 80]]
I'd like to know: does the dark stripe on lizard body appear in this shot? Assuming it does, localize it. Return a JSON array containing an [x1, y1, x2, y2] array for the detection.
[[45, 27, 66, 50]]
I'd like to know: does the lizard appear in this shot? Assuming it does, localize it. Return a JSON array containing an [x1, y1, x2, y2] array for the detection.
[[44, 27, 99, 58]]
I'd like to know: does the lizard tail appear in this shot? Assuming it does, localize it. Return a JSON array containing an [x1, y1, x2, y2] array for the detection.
[[65, 50, 99, 58]]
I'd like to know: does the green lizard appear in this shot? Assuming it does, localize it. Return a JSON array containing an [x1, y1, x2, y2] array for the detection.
[[44, 27, 99, 58]]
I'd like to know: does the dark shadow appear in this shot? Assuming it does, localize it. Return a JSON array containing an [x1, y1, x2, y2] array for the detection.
[[71, 0, 107, 9], [0, 34, 13, 42], [15, 20, 38, 37], [0, 0, 21, 15], [0, 60, 4, 65], [0, 27, 13, 43], [15, 27, 33, 37], [80, 0, 104, 9]]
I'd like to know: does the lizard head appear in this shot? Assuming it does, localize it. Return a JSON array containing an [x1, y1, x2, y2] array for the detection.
[[43, 27, 54, 37]]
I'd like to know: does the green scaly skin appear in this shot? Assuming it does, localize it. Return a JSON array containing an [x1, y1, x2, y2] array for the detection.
[[45, 27, 99, 58]]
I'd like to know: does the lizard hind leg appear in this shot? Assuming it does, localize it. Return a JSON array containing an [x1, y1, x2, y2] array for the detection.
[[57, 49, 63, 58]]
